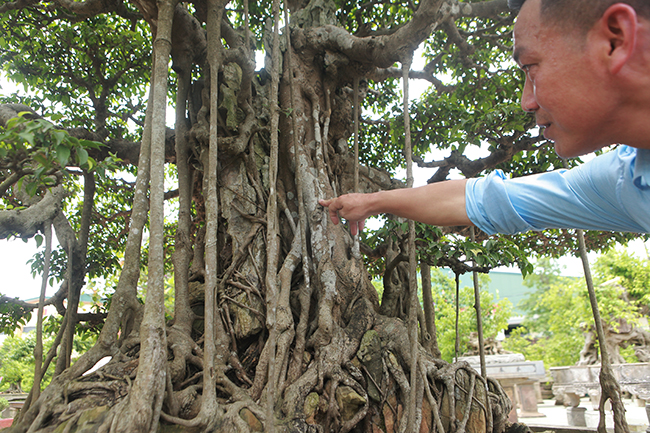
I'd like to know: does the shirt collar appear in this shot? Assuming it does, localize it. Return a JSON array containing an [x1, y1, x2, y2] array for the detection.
[[632, 147, 650, 190]]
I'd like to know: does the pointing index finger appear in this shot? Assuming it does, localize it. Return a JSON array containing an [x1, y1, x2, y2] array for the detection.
[[319, 198, 340, 225]]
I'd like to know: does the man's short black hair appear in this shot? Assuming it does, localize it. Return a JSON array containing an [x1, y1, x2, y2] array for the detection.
[[507, 0, 650, 33]]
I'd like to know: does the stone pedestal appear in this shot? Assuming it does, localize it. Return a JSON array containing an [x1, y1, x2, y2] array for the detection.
[[518, 381, 545, 417], [564, 392, 581, 407], [501, 382, 518, 423], [588, 391, 611, 411], [535, 381, 543, 404], [1, 394, 27, 420], [567, 406, 587, 427], [551, 363, 650, 432]]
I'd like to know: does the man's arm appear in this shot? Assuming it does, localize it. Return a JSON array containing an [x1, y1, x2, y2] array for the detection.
[[319, 179, 472, 235]]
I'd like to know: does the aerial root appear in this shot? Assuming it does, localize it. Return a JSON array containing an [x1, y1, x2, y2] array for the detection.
[[60, 412, 83, 433], [159, 409, 204, 429], [456, 370, 476, 433], [159, 391, 267, 432], [96, 410, 115, 433], [167, 326, 204, 386], [322, 365, 370, 433], [420, 360, 445, 433], [352, 346, 503, 433], [222, 401, 266, 433], [418, 358, 511, 433]]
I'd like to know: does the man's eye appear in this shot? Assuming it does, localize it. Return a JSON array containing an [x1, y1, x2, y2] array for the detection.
[[521, 64, 535, 79]]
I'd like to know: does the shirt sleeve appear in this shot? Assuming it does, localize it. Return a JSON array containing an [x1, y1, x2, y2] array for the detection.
[[465, 147, 650, 235]]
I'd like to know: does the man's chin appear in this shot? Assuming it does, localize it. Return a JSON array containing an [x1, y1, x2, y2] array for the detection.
[[550, 129, 611, 158], [553, 141, 593, 159]]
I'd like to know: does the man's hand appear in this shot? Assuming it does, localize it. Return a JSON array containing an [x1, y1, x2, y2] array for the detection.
[[319, 193, 374, 236]]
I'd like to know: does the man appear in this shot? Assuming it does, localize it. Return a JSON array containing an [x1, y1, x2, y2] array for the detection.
[[320, 0, 650, 237]]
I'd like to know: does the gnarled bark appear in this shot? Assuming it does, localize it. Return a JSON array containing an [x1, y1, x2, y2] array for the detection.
[[1, 0, 531, 432]]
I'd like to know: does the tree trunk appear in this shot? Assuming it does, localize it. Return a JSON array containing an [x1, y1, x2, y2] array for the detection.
[[3, 1, 521, 432]]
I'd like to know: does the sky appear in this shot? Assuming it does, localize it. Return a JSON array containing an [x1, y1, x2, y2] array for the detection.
[[0, 237, 51, 300], [0, 77, 59, 300]]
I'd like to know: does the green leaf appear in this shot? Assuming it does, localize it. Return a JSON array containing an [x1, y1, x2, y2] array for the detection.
[[17, 131, 35, 145], [26, 181, 38, 196], [51, 130, 66, 146], [56, 145, 71, 166], [76, 148, 88, 167], [79, 139, 102, 149], [33, 152, 50, 167], [5, 117, 20, 129]]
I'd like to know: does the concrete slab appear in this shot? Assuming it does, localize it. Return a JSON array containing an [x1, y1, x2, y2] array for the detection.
[[522, 398, 649, 432]]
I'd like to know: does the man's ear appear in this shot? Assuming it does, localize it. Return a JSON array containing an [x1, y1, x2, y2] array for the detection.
[[598, 3, 637, 74]]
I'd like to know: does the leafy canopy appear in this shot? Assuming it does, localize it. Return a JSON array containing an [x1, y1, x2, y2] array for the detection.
[[503, 251, 650, 367]]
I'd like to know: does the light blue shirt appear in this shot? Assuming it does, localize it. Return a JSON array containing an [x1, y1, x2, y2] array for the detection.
[[465, 146, 650, 235]]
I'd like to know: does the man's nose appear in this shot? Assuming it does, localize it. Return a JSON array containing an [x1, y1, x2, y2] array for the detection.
[[521, 78, 539, 112]]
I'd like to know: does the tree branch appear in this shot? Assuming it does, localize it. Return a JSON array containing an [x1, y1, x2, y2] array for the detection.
[[0, 104, 39, 127], [294, 0, 510, 70], [294, 0, 446, 68], [0, 185, 66, 239], [458, 0, 510, 19], [368, 67, 455, 93], [0, 0, 38, 13], [54, 0, 127, 18]]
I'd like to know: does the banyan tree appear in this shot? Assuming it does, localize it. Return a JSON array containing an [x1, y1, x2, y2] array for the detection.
[[0, 0, 638, 431]]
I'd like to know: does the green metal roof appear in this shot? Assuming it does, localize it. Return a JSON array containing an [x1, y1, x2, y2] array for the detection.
[[441, 269, 533, 317]]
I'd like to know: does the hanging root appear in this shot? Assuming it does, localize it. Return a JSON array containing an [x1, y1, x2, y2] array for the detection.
[[429, 361, 503, 433], [363, 314, 516, 433], [16, 303, 518, 433], [276, 310, 511, 433]]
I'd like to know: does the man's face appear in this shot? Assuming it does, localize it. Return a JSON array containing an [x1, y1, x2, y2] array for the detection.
[[513, 0, 615, 157]]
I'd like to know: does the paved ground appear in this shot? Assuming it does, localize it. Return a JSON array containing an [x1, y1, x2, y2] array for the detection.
[[521, 398, 649, 431], [2, 398, 647, 432]]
